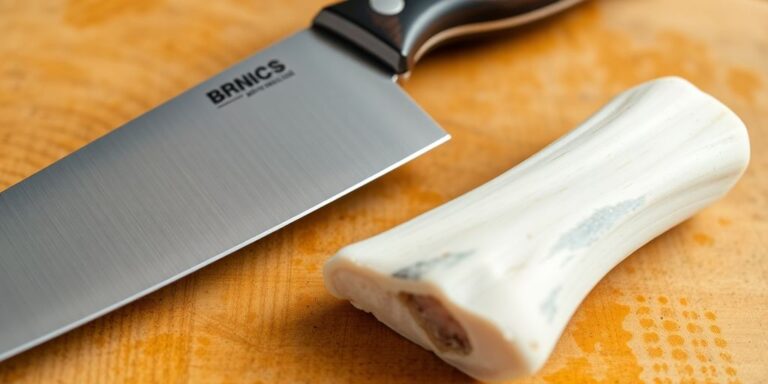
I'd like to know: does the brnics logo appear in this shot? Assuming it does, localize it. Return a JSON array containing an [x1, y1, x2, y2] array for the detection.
[[205, 59, 294, 108]]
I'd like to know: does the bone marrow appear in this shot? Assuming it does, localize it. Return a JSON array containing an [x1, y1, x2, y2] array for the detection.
[[398, 293, 471, 355]]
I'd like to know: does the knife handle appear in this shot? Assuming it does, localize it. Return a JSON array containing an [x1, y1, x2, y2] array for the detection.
[[313, 0, 582, 74]]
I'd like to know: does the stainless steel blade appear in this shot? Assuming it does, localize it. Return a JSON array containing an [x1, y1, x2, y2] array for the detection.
[[0, 29, 448, 360]]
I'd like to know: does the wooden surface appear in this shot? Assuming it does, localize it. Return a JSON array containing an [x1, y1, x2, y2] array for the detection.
[[0, 0, 766, 383]]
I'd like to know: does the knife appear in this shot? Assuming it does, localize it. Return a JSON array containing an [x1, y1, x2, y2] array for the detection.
[[0, 0, 581, 361]]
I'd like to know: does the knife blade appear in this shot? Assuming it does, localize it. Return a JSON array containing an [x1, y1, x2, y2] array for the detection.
[[0, 0, 581, 361]]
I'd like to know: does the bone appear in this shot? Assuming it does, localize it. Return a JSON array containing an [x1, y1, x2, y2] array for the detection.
[[323, 77, 750, 381]]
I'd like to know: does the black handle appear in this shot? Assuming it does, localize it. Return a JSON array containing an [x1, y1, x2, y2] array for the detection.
[[313, 0, 582, 74]]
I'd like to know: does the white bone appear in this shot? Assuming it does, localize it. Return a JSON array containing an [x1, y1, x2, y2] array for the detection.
[[323, 77, 750, 381]]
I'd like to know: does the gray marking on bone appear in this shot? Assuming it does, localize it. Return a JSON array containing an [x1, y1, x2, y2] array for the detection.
[[540, 285, 562, 324], [392, 250, 473, 280], [551, 196, 645, 258]]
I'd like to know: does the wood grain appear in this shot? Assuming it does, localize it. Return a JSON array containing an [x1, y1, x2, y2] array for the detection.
[[0, 0, 766, 383]]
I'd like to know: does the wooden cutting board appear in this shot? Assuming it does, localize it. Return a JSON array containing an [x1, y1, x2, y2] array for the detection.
[[0, 0, 766, 382]]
